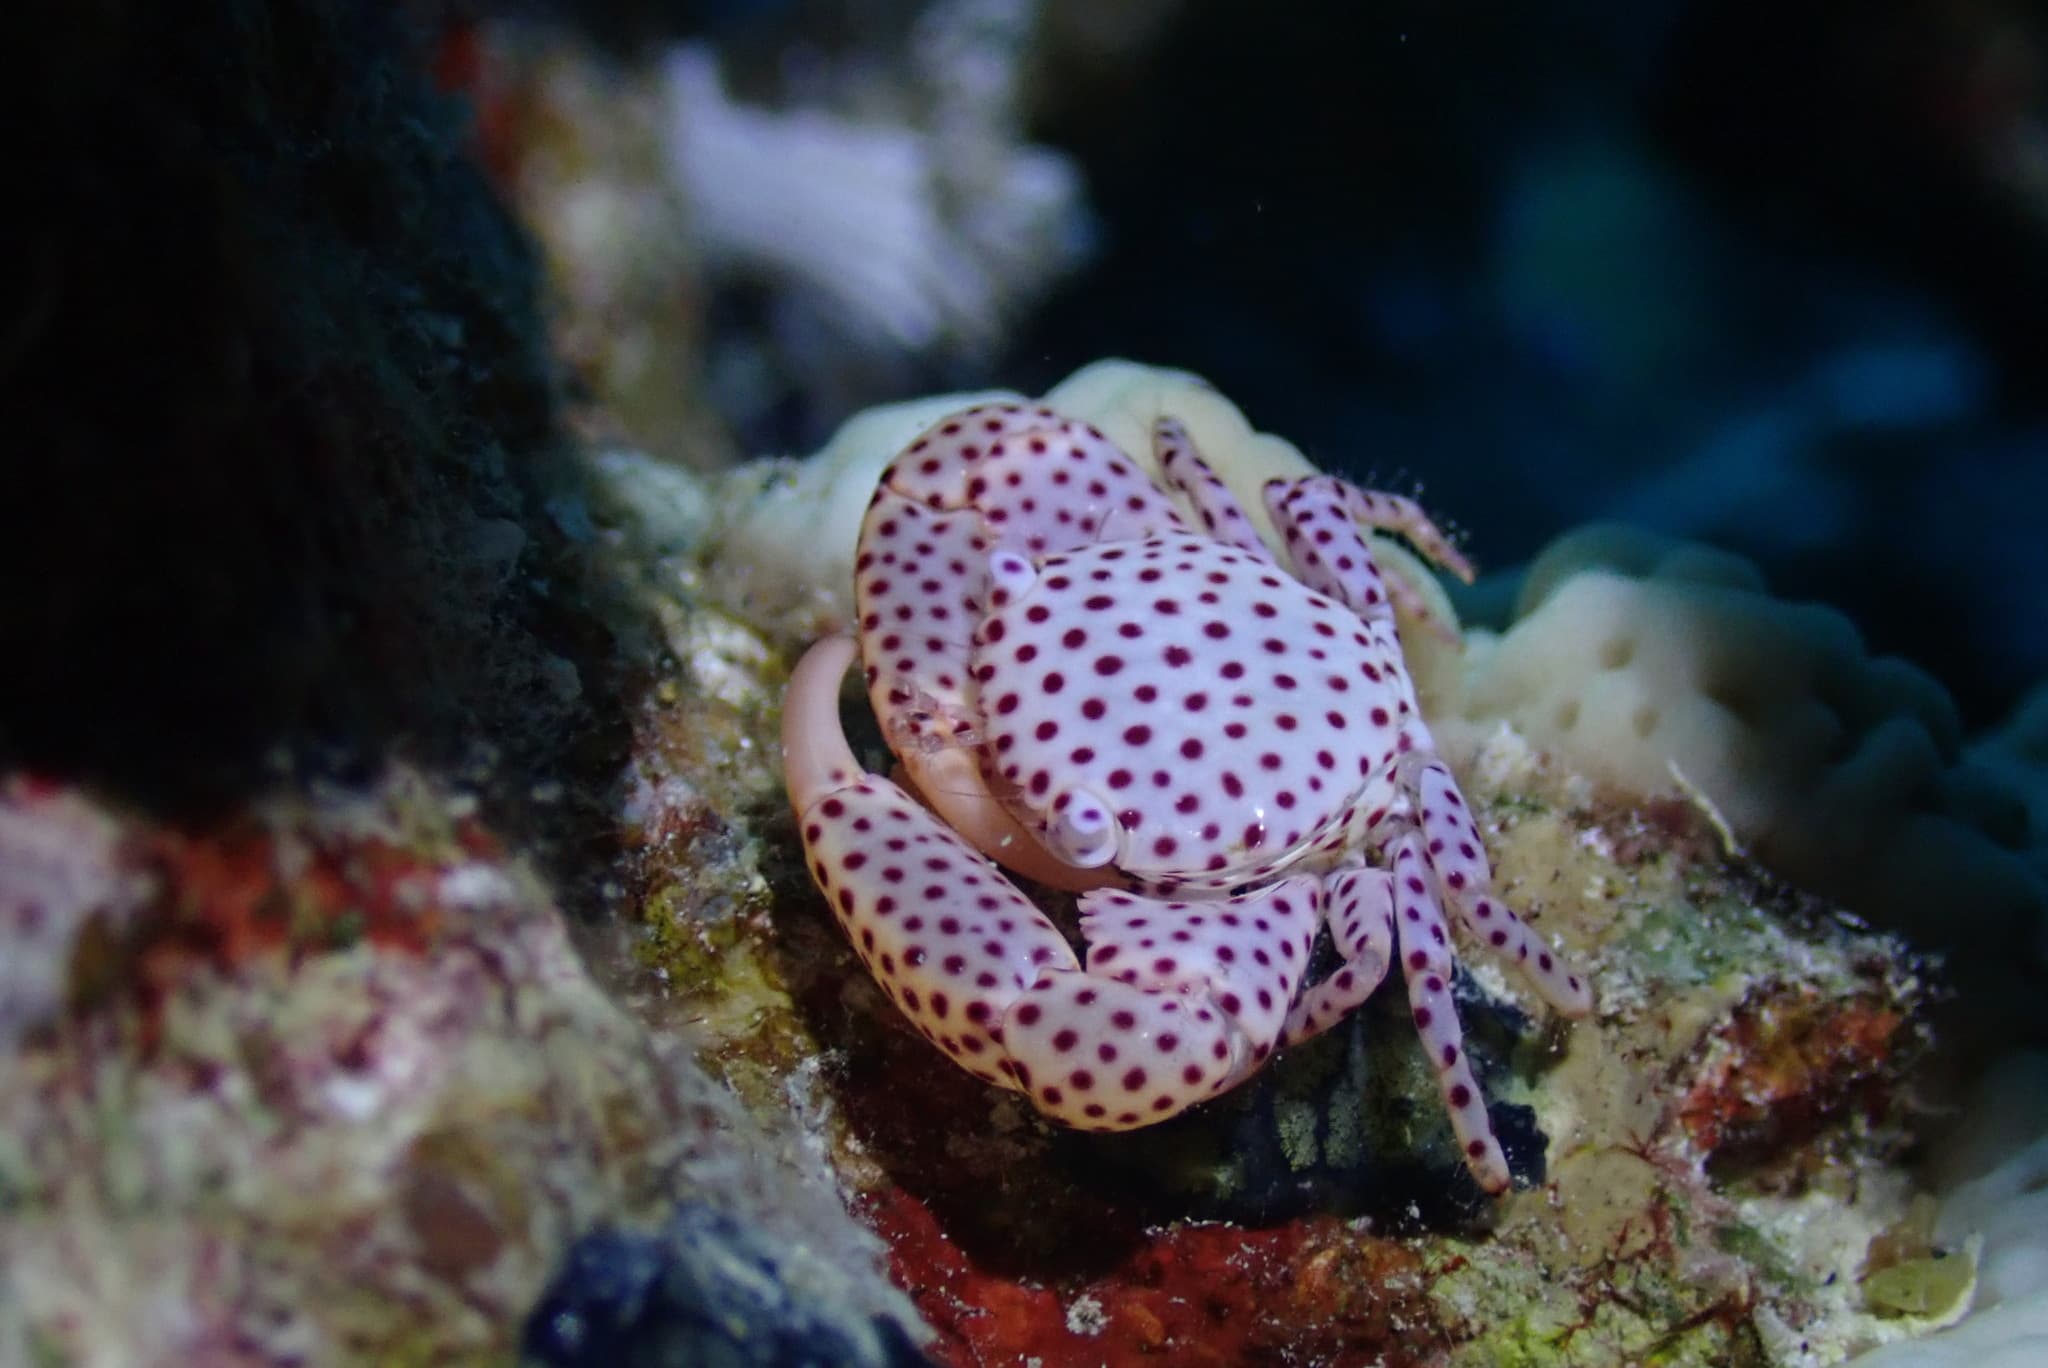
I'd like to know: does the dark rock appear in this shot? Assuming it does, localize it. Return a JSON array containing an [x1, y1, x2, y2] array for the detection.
[[523, 1204, 931, 1368], [1, 0, 626, 888], [1072, 969, 1550, 1232]]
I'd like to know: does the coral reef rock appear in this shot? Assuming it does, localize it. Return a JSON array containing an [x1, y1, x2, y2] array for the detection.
[[0, 769, 917, 1364], [600, 363, 2048, 1364]]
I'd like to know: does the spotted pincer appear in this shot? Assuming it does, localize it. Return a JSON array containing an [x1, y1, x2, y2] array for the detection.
[[782, 402, 1591, 1193]]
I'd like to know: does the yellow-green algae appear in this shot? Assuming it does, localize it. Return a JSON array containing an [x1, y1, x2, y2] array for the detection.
[[1863, 1251, 1976, 1320]]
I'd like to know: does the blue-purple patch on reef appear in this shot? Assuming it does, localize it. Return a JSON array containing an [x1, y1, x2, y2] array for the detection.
[[522, 1203, 929, 1368]]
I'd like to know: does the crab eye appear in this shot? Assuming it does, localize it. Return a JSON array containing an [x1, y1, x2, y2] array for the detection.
[[987, 550, 1038, 599]]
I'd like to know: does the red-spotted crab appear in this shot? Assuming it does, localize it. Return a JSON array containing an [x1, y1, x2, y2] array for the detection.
[[782, 402, 1591, 1193]]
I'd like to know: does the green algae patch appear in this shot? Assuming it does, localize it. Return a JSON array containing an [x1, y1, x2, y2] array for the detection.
[[1426, 1239, 1768, 1368], [1863, 1248, 1976, 1320], [634, 881, 748, 988], [1627, 894, 1774, 985]]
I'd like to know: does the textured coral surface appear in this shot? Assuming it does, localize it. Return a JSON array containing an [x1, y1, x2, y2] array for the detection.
[[0, 766, 914, 1365]]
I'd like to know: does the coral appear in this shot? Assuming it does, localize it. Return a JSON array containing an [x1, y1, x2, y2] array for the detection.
[[1969, 684, 2048, 885], [1939, 1132, 2048, 1315], [1848, 1052, 2048, 1365], [460, 0, 1094, 445], [658, 4, 1089, 360], [0, 769, 919, 1364], [863, 1195, 1449, 1366], [1440, 524, 2048, 1019], [471, 29, 736, 473], [0, 778, 151, 1049], [2, 4, 955, 1361]]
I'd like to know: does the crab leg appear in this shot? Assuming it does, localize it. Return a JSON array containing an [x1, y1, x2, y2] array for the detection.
[[1282, 867, 1395, 1046], [1335, 484, 1475, 583], [875, 402, 1189, 557], [1262, 477, 1427, 630], [1411, 759, 1593, 1016], [1151, 418, 1278, 562], [1384, 830, 1515, 1194]]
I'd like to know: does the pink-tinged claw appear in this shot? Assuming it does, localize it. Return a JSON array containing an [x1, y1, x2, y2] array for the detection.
[[786, 637, 1084, 1088], [1078, 876, 1322, 1054], [786, 636, 1114, 902]]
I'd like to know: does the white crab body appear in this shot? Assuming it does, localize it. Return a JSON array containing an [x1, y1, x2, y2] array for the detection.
[[977, 534, 1413, 889], [784, 402, 1591, 1194]]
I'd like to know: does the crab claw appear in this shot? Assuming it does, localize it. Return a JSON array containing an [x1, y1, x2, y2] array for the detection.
[[787, 636, 1079, 1082], [784, 636, 1266, 1124]]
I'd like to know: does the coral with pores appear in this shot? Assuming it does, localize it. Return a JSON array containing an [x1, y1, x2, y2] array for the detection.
[[1440, 523, 2048, 1031]]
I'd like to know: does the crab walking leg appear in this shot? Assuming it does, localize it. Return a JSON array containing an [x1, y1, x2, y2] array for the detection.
[[1263, 477, 1444, 634], [1151, 418, 1277, 561], [1282, 868, 1395, 1047], [1411, 760, 1593, 1016], [1386, 829, 1514, 1195], [856, 492, 989, 723], [1334, 482, 1475, 584]]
